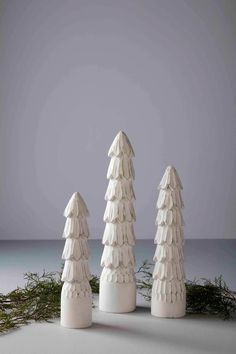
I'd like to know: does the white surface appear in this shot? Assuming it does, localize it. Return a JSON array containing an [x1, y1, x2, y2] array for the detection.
[[1, 240, 236, 353], [1, 297, 235, 354]]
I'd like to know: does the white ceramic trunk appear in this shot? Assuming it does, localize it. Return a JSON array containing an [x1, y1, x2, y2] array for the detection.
[[99, 280, 136, 313], [61, 286, 92, 328], [151, 293, 186, 318]]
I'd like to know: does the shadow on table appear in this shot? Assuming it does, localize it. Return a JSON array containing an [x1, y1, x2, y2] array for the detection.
[[91, 306, 235, 354]]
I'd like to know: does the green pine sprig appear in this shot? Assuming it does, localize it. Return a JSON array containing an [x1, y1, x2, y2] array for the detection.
[[136, 261, 236, 320], [0, 261, 235, 334], [0, 271, 99, 334]]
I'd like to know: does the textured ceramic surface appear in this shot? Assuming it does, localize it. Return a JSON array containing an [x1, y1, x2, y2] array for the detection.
[[61, 192, 92, 328], [152, 167, 186, 318], [100, 132, 136, 312]]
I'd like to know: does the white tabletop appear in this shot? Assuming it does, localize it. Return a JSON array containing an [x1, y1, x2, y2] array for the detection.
[[1, 296, 236, 354], [1, 240, 236, 354]]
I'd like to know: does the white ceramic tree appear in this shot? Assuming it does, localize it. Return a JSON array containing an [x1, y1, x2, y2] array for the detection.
[[99, 131, 136, 313], [61, 192, 92, 328], [151, 166, 186, 318]]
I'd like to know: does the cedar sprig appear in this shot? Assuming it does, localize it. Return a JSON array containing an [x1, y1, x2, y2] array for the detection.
[[186, 276, 236, 319], [136, 261, 236, 320], [0, 271, 99, 334], [1, 262, 236, 334]]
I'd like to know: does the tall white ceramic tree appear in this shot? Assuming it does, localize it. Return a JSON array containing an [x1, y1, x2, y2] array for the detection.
[[61, 192, 92, 328], [151, 166, 186, 318], [99, 131, 136, 313]]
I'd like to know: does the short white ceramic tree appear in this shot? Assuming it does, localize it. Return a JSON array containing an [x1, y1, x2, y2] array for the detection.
[[151, 166, 186, 318], [61, 192, 92, 328], [99, 131, 136, 313]]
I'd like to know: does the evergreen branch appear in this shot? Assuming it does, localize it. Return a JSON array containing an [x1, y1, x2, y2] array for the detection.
[[1, 262, 235, 334], [136, 261, 236, 320], [0, 271, 99, 334]]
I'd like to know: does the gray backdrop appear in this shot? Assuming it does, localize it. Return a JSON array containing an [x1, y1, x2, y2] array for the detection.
[[0, 0, 236, 240]]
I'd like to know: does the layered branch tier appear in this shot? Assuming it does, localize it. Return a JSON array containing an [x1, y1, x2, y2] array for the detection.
[[159, 166, 183, 190], [152, 166, 185, 303], [101, 131, 136, 284], [61, 192, 92, 298], [156, 208, 184, 226], [155, 225, 184, 245], [100, 267, 135, 283], [153, 261, 185, 280], [105, 179, 135, 201], [152, 279, 185, 303], [108, 131, 134, 158], [102, 222, 135, 246], [64, 192, 89, 218], [104, 200, 136, 223], [107, 156, 135, 179], [153, 243, 184, 263], [101, 244, 135, 268], [62, 237, 89, 260], [61, 259, 91, 282], [63, 217, 89, 239], [62, 281, 92, 299], [157, 188, 184, 209]]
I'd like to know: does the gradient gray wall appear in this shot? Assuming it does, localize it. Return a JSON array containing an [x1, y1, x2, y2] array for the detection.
[[0, 0, 235, 240]]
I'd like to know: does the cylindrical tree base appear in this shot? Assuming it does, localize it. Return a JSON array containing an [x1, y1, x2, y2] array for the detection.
[[61, 293, 92, 328], [151, 296, 186, 318], [99, 280, 136, 313]]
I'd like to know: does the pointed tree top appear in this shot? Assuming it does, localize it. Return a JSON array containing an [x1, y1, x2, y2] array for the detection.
[[64, 192, 89, 218], [108, 131, 134, 157], [159, 166, 183, 190]]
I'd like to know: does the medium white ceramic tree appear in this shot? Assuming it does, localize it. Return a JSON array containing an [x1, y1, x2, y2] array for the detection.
[[99, 131, 136, 313], [151, 166, 186, 318], [61, 192, 92, 328]]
